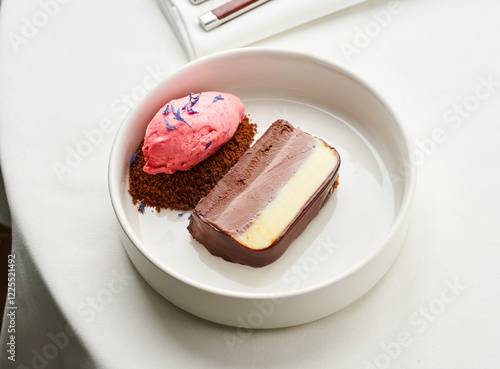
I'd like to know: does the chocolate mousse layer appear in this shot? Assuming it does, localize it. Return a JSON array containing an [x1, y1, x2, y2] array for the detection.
[[187, 120, 340, 267]]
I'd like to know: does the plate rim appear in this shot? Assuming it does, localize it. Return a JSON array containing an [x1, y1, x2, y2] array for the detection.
[[108, 46, 416, 300]]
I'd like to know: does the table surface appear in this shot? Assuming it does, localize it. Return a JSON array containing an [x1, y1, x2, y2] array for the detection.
[[1, 0, 499, 368]]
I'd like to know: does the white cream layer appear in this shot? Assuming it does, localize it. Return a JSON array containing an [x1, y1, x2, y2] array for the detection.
[[232, 139, 338, 250]]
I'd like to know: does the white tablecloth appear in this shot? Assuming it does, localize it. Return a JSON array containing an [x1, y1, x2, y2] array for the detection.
[[1, 0, 499, 368]]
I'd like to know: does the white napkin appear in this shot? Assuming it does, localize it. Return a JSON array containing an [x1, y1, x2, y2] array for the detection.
[[158, 0, 369, 59]]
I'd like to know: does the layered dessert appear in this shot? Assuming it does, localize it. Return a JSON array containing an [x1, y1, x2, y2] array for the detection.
[[188, 120, 340, 267]]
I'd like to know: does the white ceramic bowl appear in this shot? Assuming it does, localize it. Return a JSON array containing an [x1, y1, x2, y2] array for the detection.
[[108, 47, 416, 328]]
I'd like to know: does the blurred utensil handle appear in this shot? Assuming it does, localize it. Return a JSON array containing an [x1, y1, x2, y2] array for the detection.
[[199, 0, 272, 31]]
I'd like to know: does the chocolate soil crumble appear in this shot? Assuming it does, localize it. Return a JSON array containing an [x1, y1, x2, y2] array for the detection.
[[129, 116, 257, 212]]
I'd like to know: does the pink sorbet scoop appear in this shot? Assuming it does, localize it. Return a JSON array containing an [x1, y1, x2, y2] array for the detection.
[[142, 91, 245, 174]]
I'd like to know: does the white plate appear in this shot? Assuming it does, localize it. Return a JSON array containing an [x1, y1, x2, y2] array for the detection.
[[108, 47, 416, 328]]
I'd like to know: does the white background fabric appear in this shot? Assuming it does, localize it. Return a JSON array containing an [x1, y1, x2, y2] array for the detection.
[[1, 0, 499, 368], [160, 0, 368, 59]]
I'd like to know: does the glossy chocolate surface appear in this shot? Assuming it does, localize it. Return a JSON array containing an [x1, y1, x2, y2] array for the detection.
[[188, 120, 340, 267]]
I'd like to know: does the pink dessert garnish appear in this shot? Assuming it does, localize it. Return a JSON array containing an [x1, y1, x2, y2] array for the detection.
[[142, 91, 245, 175]]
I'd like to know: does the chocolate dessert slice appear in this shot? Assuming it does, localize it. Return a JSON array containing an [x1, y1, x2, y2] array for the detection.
[[187, 120, 340, 267]]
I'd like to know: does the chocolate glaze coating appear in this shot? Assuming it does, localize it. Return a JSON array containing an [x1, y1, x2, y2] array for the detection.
[[187, 120, 340, 268]]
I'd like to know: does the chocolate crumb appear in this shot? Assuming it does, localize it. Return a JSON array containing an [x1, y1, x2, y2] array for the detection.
[[129, 116, 257, 211]]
